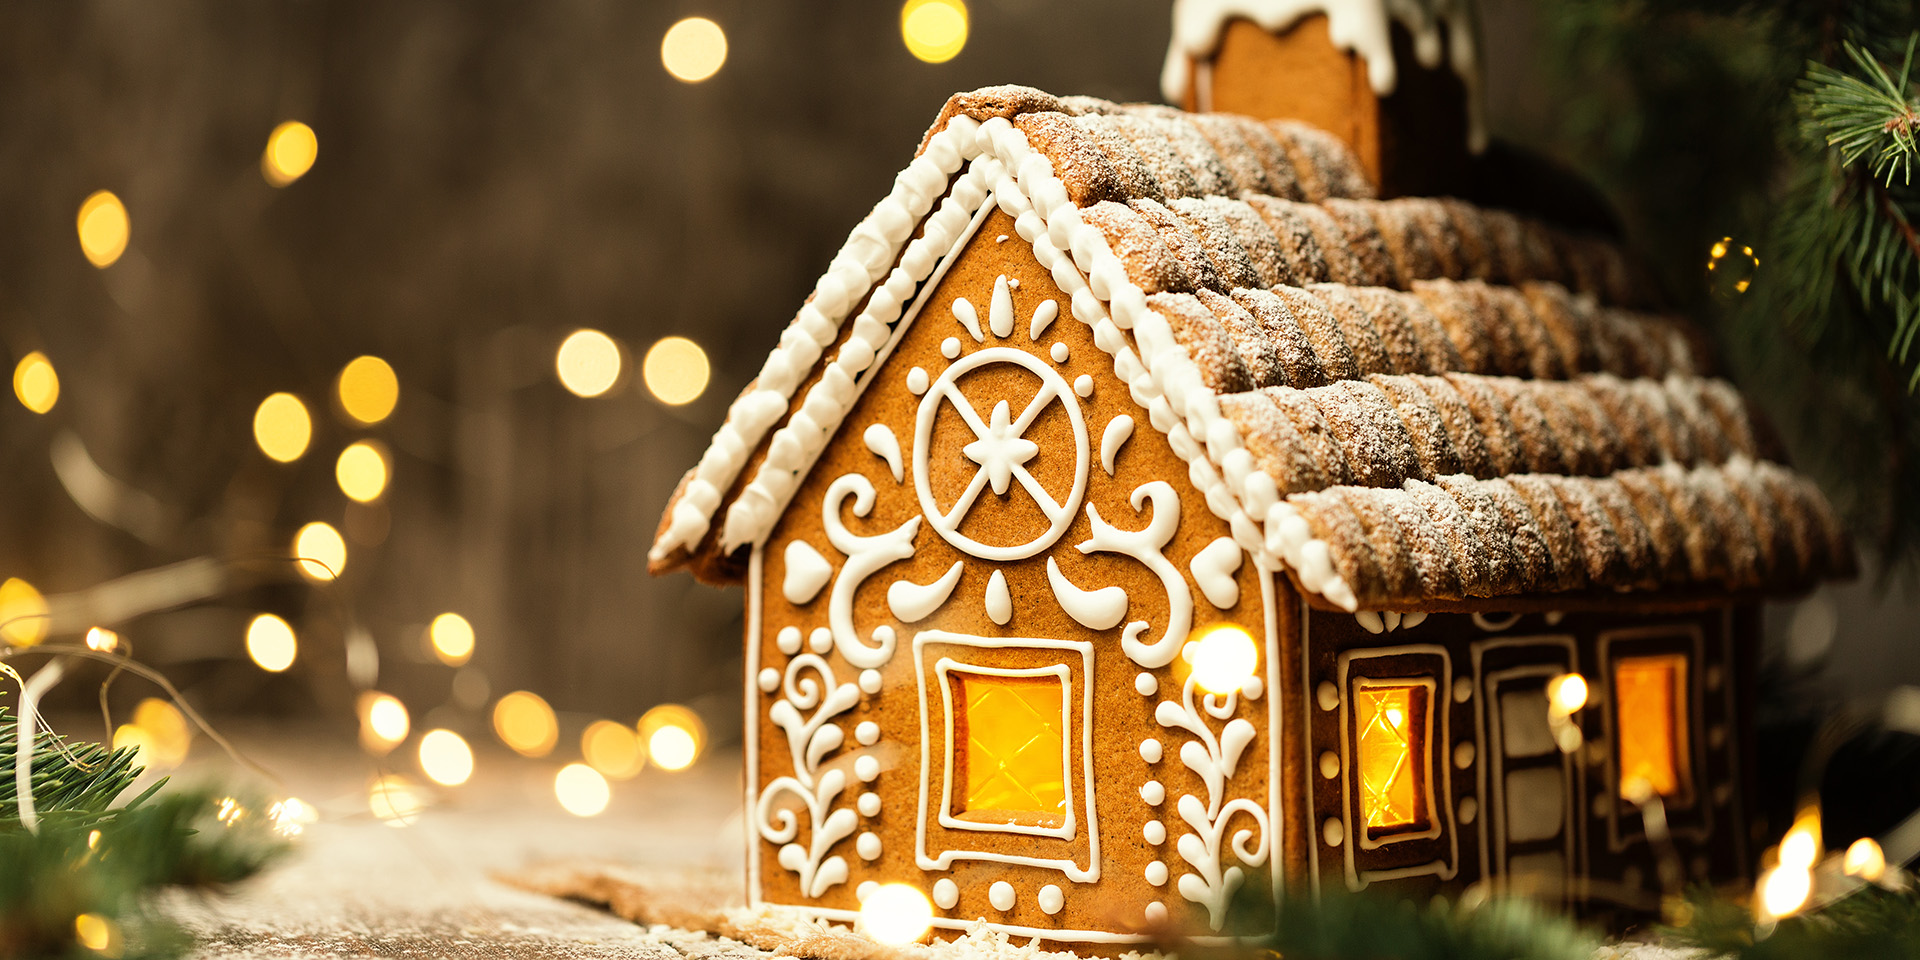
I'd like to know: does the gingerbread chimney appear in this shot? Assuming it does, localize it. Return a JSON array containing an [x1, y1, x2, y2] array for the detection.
[[1162, 0, 1483, 198]]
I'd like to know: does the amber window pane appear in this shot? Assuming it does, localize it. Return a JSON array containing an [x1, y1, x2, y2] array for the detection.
[[956, 673, 1067, 820], [1355, 684, 1429, 837], [1614, 653, 1691, 802]]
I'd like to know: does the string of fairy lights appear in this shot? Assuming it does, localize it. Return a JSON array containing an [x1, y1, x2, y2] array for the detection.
[[0, 0, 978, 830]]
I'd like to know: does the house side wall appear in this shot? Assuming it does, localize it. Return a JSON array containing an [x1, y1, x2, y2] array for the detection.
[[1298, 603, 1751, 910], [747, 205, 1276, 941]]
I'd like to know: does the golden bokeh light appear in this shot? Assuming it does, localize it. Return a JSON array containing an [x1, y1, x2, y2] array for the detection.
[[368, 774, 427, 827], [113, 697, 191, 770], [1845, 837, 1887, 882], [661, 17, 728, 83], [859, 883, 935, 945], [85, 627, 120, 653], [639, 704, 705, 771], [262, 120, 319, 186], [582, 720, 645, 780], [1758, 863, 1811, 919], [901, 0, 968, 64], [335, 441, 389, 503], [556, 329, 622, 398], [1780, 808, 1823, 871], [337, 356, 399, 424], [418, 729, 474, 786], [13, 352, 58, 414], [642, 336, 710, 406], [493, 690, 559, 757], [268, 796, 317, 837], [245, 613, 297, 672], [555, 763, 611, 817], [76, 190, 129, 268], [253, 393, 313, 463], [74, 913, 121, 955], [429, 611, 475, 666], [359, 691, 410, 752], [1547, 672, 1588, 716], [1186, 623, 1259, 695], [0, 578, 49, 647], [294, 521, 347, 581]]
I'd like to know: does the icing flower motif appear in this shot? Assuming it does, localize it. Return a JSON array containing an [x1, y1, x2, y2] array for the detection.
[[963, 399, 1041, 496]]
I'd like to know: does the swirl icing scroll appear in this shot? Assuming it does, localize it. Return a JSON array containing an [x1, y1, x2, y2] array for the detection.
[[1079, 481, 1191, 669], [1046, 557, 1128, 630], [888, 562, 963, 622], [823, 473, 918, 669]]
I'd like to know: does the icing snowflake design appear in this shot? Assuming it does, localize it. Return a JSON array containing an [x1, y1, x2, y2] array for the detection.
[[910, 275, 1087, 562], [964, 399, 1041, 496]]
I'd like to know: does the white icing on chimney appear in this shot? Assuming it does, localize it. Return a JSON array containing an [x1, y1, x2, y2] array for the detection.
[[1162, 0, 1485, 152]]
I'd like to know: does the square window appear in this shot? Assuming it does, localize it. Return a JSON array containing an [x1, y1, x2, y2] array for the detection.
[[953, 672, 1067, 825], [1354, 683, 1430, 839], [1614, 653, 1691, 804]]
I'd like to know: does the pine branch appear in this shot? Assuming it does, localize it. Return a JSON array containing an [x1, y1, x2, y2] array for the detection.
[[1800, 35, 1920, 186], [0, 706, 147, 830]]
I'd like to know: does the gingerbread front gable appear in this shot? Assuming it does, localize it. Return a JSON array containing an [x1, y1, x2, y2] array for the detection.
[[649, 84, 1855, 942]]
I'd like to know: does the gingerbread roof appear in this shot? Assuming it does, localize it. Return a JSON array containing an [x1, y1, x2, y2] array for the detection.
[[649, 85, 1853, 611]]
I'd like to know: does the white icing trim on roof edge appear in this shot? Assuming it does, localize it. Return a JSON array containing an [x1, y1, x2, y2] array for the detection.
[[653, 113, 1360, 611], [1160, 0, 1485, 152]]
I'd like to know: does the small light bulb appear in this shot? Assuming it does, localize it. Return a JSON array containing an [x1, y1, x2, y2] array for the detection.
[[859, 883, 934, 944], [1758, 864, 1811, 919], [1844, 837, 1887, 882], [555, 763, 611, 817], [1186, 623, 1259, 695], [1547, 673, 1588, 716]]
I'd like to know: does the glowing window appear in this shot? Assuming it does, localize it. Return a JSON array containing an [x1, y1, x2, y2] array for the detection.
[[1614, 654, 1691, 803], [955, 673, 1066, 824], [1355, 684, 1429, 837]]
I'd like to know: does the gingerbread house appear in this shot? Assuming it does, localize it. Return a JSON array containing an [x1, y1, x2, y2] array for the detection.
[[648, 4, 1854, 946]]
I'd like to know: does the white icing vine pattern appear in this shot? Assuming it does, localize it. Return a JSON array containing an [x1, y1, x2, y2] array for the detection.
[[1080, 481, 1192, 669], [1154, 673, 1271, 930], [756, 652, 862, 898]]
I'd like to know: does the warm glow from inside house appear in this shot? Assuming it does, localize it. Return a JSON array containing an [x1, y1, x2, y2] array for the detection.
[[1614, 654, 1690, 802], [13, 352, 57, 414], [337, 355, 399, 424], [1355, 684, 1426, 836], [958, 673, 1066, 821]]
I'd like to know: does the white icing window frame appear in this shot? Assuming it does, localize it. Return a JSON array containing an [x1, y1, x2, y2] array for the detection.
[[1466, 634, 1581, 895], [1347, 674, 1442, 852], [934, 660, 1077, 840], [913, 630, 1101, 883], [1598, 623, 1711, 854], [1334, 642, 1460, 890]]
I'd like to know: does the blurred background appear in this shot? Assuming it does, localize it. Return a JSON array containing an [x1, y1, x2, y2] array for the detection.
[[0, 0, 1914, 829]]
